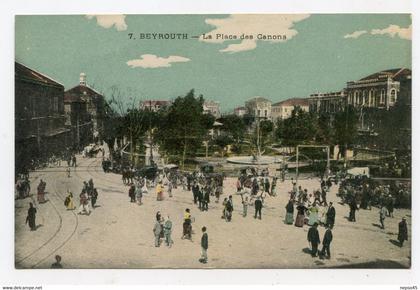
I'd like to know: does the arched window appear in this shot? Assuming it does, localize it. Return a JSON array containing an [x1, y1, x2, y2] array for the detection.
[[390, 89, 397, 103]]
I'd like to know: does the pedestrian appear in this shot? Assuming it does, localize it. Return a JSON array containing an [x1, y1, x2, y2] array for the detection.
[[37, 179, 46, 204], [153, 218, 162, 247], [72, 155, 77, 167], [182, 208, 193, 240], [236, 178, 242, 193], [254, 195, 263, 220], [51, 255, 63, 269], [91, 188, 98, 208], [349, 198, 358, 222], [128, 183, 136, 203], [325, 202, 336, 228], [397, 217, 408, 247], [386, 195, 394, 218], [192, 182, 199, 204], [308, 203, 319, 226], [168, 181, 173, 198], [307, 222, 320, 257], [295, 203, 307, 227], [199, 226, 208, 264], [380, 205, 388, 229], [270, 177, 277, 196], [135, 182, 143, 205], [25, 202, 37, 231], [242, 196, 248, 217], [66, 167, 71, 178], [285, 199, 294, 224], [64, 191, 76, 210], [197, 187, 204, 211], [264, 177, 270, 194], [320, 226, 333, 259], [203, 187, 210, 211], [225, 195, 234, 221], [163, 215, 173, 247], [156, 181, 164, 201], [78, 191, 90, 215]]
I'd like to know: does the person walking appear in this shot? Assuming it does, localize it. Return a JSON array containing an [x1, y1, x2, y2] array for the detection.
[[254, 195, 263, 220], [325, 202, 336, 228], [153, 217, 162, 247], [168, 181, 173, 198], [199, 226, 208, 264], [349, 198, 358, 222], [26, 202, 37, 231], [380, 205, 388, 229], [64, 191, 76, 210], [128, 183, 136, 203], [37, 179, 46, 204], [398, 217, 408, 247], [163, 216, 173, 247], [307, 223, 320, 257], [135, 182, 143, 205], [91, 188, 98, 209], [78, 191, 90, 215], [320, 226, 333, 259], [156, 181, 164, 201], [242, 196, 249, 217], [285, 199, 294, 224], [203, 187, 210, 211]]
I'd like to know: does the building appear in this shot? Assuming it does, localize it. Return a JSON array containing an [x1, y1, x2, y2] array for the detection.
[[65, 73, 105, 141], [308, 91, 346, 114], [271, 98, 309, 121], [233, 106, 247, 117], [346, 68, 411, 110], [64, 93, 93, 150], [15, 62, 70, 173], [140, 100, 172, 112], [203, 100, 221, 118], [245, 97, 272, 120]]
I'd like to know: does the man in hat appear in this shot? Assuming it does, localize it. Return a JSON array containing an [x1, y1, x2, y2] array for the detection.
[[307, 222, 320, 257], [254, 195, 263, 220], [398, 217, 408, 247], [153, 216, 162, 247], [199, 226, 208, 264], [326, 202, 336, 229], [320, 226, 333, 259], [163, 215, 173, 247]]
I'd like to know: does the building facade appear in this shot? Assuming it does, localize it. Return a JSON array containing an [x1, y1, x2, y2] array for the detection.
[[346, 68, 411, 110], [203, 100, 221, 118], [140, 100, 172, 112], [65, 73, 105, 142], [15, 62, 70, 173], [271, 98, 309, 121], [233, 106, 247, 117], [245, 97, 272, 120], [308, 91, 346, 114]]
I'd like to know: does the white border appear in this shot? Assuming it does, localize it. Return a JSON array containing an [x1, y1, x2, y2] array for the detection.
[[1, 0, 418, 287]]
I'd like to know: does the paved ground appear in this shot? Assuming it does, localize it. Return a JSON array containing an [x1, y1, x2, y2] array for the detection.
[[15, 156, 411, 269]]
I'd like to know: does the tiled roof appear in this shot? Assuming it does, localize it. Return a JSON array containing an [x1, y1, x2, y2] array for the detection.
[[15, 62, 63, 88], [272, 98, 309, 107]]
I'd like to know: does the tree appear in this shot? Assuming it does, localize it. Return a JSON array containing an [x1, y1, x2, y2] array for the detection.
[[275, 106, 317, 146], [155, 90, 214, 168], [219, 114, 246, 148], [333, 105, 358, 159]]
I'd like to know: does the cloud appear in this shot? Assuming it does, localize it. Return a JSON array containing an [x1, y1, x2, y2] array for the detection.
[[126, 54, 191, 68], [86, 15, 127, 31], [371, 24, 411, 40], [344, 30, 367, 39], [344, 24, 411, 40], [200, 14, 310, 53]]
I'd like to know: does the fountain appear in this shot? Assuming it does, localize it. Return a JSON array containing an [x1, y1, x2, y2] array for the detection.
[[227, 118, 281, 165]]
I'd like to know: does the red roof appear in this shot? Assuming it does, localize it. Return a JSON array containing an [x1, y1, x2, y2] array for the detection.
[[359, 68, 411, 81], [272, 98, 309, 107], [15, 62, 63, 88]]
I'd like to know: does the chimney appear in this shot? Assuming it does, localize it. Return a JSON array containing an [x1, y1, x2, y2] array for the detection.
[[79, 72, 87, 86]]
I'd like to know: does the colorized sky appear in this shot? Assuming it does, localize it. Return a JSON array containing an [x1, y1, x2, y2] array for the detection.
[[15, 14, 411, 112]]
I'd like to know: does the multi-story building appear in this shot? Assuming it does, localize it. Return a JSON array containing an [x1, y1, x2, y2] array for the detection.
[[346, 68, 411, 110], [271, 98, 309, 121], [203, 100, 221, 118], [245, 97, 272, 120], [233, 106, 247, 117], [140, 100, 172, 112], [15, 61, 70, 172], [65, 73, 105, 142], [308, 91, 346, 114], [64, 93, 93, 150]]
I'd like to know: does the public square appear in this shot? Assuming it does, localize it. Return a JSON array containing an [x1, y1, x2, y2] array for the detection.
[[15, 154, 411, 269]]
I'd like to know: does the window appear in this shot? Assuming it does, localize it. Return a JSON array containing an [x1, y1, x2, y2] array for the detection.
[[257, 109, 261, 116], [390, 89, 397, 103], [264, 110, 267, 117], [53, 96, 59, 112], [380, 89, 385, 104]]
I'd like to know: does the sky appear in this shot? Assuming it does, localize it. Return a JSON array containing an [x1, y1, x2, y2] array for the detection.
[[15, 14, 411, 112]]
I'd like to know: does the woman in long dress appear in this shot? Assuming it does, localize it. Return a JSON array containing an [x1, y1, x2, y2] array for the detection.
[[37, 179, 46, 203], [295, 203, 307, 227], [308, 203, 319, 226], [285, 199, 294, 224], [65, 191, 76, 210]]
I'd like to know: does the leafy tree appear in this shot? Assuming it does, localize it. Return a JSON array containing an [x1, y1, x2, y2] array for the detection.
[[333, 105, 358, 159], [276, 106, 317, 146], [155, 90, 214, 168], [219, 114, 246, 147]]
